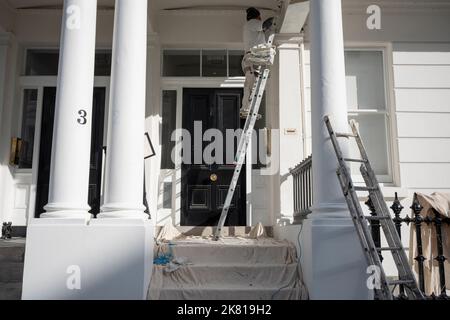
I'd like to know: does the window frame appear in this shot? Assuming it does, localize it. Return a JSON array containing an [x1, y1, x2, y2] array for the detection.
[[161, 48, 246, 78], [22, 47, 113, 76], [343, 43, 400, 186]]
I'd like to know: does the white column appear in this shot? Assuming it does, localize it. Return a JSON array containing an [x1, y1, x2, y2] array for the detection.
[[311, 2, 349, 211], [99, 0, 148, 219], [41, 0, 97, 220], [300, 0, 371, 299], [277, 36, 304, 222]]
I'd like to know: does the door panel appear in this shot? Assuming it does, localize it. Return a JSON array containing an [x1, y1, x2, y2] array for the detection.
[[181, 88, 246, 226], [88, 88, 106, 215], [35, 87, 106, 217], [34, 87, 56, 217]]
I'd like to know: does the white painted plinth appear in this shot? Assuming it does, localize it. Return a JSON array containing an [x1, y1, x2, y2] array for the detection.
[[22, 219, 153, 300], [300, 215, 373, 300]]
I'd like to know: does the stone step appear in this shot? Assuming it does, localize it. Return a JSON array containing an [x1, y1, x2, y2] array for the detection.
[[156, 226, 274, 238], [158, 285, 306, 300], [0, 282, 22, 300], [154, 263, 299, 288], [150, 236, 308, 300], [158, 238, 297, 265], [0, 246, 25, 262], [0, 262, 24, 282]]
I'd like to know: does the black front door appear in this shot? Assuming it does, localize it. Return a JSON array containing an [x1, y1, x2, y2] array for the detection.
[[35, 87, 106, 217], [181, 88, 246, 226]]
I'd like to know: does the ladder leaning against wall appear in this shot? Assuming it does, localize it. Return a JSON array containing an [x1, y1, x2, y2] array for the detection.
[[324, 116, 424, 300], [214, 1, 286, 240]]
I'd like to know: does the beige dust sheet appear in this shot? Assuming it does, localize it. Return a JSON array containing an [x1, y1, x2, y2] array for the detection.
[[409, 192, 450, 295]]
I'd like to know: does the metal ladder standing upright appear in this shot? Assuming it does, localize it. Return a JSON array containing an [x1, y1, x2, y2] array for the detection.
[[324, 116, 424, 300], [214, 2, 284, 240]]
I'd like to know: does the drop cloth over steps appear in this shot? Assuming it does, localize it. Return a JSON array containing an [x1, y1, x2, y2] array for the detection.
[[148, 236, 308, 300]]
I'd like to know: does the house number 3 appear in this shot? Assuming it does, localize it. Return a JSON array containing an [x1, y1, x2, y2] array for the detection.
[[77, 109, 87, 125]]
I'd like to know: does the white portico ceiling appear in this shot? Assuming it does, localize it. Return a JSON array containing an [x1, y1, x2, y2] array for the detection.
[[4, 0, 282, 11], [155, 0, 281, 11], [5, 0, 114, 10], [5, 0, 450, 11]]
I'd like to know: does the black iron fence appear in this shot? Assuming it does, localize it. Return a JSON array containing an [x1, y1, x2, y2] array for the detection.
[[290, 155, 312, 222], [290, 155, 449, 299], [366, 192, 450, 300]]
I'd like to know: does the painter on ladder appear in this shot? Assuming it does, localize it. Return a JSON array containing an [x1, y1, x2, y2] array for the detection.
[[241, 7, 275, 118]]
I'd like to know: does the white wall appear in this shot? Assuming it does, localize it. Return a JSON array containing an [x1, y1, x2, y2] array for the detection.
[[276, 37, 304, 221], [14, 10, 114, 46], [145, 34, 162, 227], [156, 11, 248, 47], [0, 1, 15, 32], [393, 42, 450, 193]]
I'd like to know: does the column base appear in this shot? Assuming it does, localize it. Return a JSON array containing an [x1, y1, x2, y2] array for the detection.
[[22, 218, 153, 300], [97, 211, 148, 219], [99, 203, 147, 219], [40, 211, 91, 221], [42, 202, 91, 221], [300, 203, 374, 300]]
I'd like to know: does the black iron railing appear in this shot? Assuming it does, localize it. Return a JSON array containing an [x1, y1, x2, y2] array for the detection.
[[290, 155, 312, 222], [366, 192, 450, 300]]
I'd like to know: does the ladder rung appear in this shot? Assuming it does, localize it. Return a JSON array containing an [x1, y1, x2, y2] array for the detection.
[[335, 132, 357, 138], [376, 247, 403, 251], [343, 158, 367, 163], [387, 279, 415, 286], [354, 186, 377, 192]]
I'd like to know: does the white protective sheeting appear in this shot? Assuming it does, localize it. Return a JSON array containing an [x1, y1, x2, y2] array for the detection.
[[409, 192, 450, 296], [156, 221, 182, 242], [248, 222, 267, 239], [148, 235, 308, 300]]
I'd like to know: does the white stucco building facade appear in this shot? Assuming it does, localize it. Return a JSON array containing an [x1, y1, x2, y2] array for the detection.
[[0, 0, 449, 299]]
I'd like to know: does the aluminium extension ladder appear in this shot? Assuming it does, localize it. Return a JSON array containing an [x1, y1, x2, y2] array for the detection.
[[324, 115, 424, 300], [214, 2, 284, 240]]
